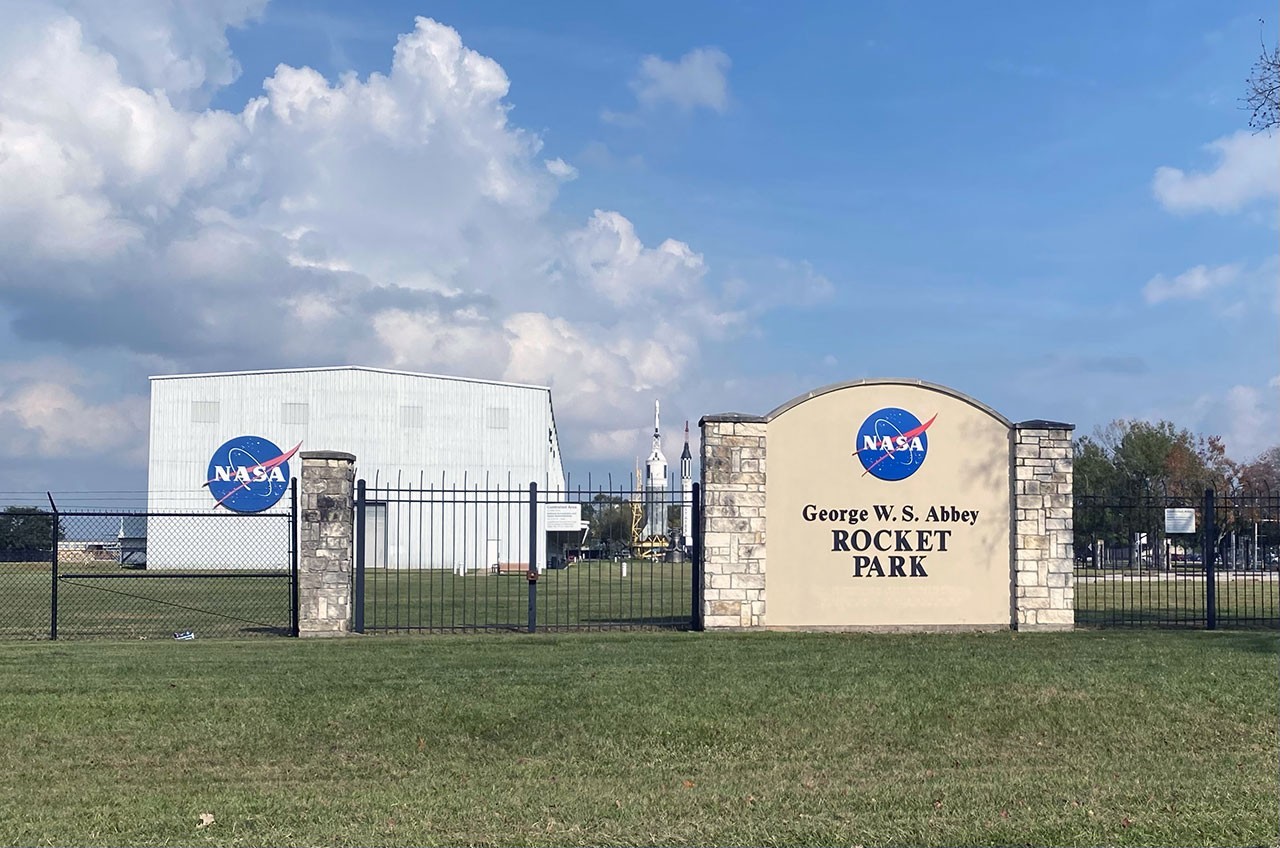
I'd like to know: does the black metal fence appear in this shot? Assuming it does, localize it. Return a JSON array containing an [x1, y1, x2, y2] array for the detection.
[[0, 486, 298, 640], [355, 479, 702, 633], [1074, 489, 1280, 629]]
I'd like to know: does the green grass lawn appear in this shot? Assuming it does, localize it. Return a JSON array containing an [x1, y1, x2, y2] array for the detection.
[[0, 560, 694, 640], [0, 631, 1275, 847], [8, 560, 1280, 641], [362, 559, 692, 632], [0, 562, 292, 640], [1076, 572, 1280, 629]]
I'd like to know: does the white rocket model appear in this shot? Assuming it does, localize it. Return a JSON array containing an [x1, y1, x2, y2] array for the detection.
[[643, 400, 668, 538], [680, 421, 693, 549]]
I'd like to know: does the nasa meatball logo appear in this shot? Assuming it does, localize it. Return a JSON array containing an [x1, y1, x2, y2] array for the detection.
[[855, 408, 937, 481], [205, 436, 301, 512]]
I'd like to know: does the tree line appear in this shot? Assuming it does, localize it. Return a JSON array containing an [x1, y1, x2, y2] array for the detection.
[[1074, 419, 1278, 499], [0, 506, 63, 558]]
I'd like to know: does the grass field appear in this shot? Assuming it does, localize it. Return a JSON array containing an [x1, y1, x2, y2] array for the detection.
[[362, 559, 692, 632], [4, 560, 1280, 639], [0, 562, 293, 640], [0, 631, 1275, 847], [0, 559, 693, 640], [1076, 572, 1280, 629]]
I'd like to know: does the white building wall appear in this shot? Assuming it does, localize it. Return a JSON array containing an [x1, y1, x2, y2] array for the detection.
[[147, 367, 564, 571]]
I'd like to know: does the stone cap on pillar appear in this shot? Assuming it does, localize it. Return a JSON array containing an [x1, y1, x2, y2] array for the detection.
[[699, 413, 768, 425], [1014, 420, 1075, 430], [300, 450, 357, 461]]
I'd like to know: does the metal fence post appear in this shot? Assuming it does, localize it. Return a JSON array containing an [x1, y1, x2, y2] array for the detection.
[[289, 479, 300, 637], [354, 479, 366, 634], [691, 482, 703, 631], [48, 494, 58, 641], [528, 482, 538, 633], [1204, 488, 1216, 631]]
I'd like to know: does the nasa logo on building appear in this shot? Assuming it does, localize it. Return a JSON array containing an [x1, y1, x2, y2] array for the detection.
[[205, 436, 301, 512], [855, 407, 937, 481]]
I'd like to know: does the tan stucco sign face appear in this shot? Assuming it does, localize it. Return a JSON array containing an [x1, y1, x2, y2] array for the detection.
[[766, 382, 1011, 627]]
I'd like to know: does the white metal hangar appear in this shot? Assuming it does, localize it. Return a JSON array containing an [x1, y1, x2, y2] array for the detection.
[[146, 366, 565, 571]]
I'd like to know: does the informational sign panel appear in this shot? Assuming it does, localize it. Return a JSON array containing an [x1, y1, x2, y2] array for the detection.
[[1164, 508, 1196, 534], [766, 383, 1011, 628], [544, 503, 583, 532]]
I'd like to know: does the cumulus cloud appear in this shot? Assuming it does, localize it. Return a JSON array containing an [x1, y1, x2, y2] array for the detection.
[[2, 0, 264, 108], [1152, 131, 1280, 214], [1221, 384, 1274, 459], [631, 47, 731, 113], [544, 157, 578, 180], [1143, 263, 1241, 304], [0, 364, 147, 460], [0, 7, 770, 467]]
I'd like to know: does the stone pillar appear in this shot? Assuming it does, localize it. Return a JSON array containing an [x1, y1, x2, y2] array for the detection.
[[1012, 422, 1075, 631], [299, 451, 356, 637], [700, 415, 768, 629]]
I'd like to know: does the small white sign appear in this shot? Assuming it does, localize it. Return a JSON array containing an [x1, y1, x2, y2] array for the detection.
[[544, 503, 583, 532], [1165, 508, 1196, 534]]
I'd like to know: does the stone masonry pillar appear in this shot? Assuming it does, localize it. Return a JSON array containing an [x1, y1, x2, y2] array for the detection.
[[699, 415, 768, 628], [1012, 422, 1075, 631], [299, 451, 356, 637]]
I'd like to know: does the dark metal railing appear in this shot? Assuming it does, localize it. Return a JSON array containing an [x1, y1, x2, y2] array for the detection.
[[1074, 489, 1279, 630], [354, 478, 701, 634]]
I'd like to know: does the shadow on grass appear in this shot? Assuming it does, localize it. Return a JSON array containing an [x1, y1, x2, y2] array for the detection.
[[575, 614, 692, 629], [1194, 631, 1280, 655]]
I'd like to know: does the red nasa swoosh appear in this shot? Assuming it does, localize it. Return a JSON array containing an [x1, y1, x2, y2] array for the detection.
[[206, 441, 302, 509], [856, 414, 937, 477]]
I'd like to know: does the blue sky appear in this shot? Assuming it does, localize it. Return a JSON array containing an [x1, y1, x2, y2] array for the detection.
[[0, 0, 1275, 495]]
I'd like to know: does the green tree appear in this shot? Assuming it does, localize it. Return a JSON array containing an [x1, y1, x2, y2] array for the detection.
[[1238, 446, 1280, 494], [0, 506, 61, 551], [1072, 420, 1246, 569], [1083, 419, 1236, 497], [1073, 436, 1117, 497], [583, 494, 633, 553], [666, 505, 683, 535]]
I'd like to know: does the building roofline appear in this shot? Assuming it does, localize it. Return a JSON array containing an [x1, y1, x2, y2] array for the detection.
[[148, 365, 551, 393]]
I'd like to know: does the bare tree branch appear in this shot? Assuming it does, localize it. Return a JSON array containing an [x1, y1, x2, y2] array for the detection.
[[1244, 20, 1279, 132]]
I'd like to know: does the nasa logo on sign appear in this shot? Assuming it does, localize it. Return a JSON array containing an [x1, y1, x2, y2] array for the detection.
[[205, 436, 301, 512], [855, 408, 937, 481]]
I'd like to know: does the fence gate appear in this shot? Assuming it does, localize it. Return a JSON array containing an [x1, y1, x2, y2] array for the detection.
[[14, 484, 300, 641], [1074, 488, 1279, 629], [354, 480, 702, 633]]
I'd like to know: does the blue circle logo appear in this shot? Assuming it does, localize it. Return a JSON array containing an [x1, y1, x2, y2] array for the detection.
[[855, 408, 936, 481], [205, 436, 299, 512]]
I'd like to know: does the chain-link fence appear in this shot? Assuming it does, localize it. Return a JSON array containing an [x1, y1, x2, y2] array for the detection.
[[0, 491, 296, 641]]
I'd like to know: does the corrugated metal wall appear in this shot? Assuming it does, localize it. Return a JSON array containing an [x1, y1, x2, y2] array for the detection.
[[147, 368, 563, 570]]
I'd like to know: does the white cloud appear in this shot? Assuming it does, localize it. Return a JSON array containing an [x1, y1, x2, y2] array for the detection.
[[632, 47, 731, 113], [1142, 263, 1240, 304], [1221, 385, 1273, 459], [544, 157, 578, 180], [0, 364, 147, 460], [0, 9, 761, 467], [564, 210, 706, 308], [2, 0, 264, 108], [0, 15, 246, 260], [1152, 131, 1280, 214]]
